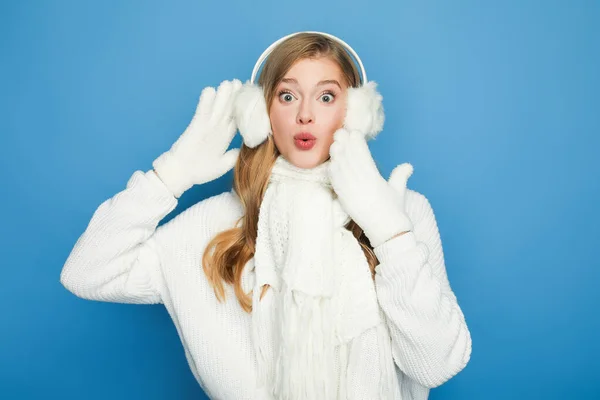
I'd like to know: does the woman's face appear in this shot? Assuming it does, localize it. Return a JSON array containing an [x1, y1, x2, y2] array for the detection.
[[269, 57, 348, 169]]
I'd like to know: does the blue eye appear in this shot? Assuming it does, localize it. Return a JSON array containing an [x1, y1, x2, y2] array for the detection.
[[321, 93, 335, 103], [278, 90, 295, 102], [320, 91, 336, 103], [277, 89, 336, 103]]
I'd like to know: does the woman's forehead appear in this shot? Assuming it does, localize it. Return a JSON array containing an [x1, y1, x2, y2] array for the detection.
[[281, 58, 344, 86]]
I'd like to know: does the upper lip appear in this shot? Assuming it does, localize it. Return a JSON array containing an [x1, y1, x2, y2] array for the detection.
[[294, 132, 316, 140]]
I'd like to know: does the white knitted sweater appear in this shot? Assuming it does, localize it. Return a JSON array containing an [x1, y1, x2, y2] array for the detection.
[[60, 169, 472, 399]]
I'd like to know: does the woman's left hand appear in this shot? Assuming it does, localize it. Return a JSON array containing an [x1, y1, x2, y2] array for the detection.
[[328, 127, 414, 247]]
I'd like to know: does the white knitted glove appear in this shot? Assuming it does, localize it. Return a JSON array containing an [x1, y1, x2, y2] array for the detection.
[[328, 127, 414, 248], [152, 79, 243, 198]]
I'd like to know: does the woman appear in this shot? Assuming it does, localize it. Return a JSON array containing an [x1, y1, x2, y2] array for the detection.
[[60, 31, 471, 399]]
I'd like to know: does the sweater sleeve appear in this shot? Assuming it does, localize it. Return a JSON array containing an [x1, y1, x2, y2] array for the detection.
[[59, 169, 178, 304], [373, 190, 472, 388]]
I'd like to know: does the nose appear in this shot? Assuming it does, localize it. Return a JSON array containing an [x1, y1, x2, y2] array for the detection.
[[296, 99, 314, 125]]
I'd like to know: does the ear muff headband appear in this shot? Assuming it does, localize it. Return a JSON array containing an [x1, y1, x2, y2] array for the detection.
[[233, 31, 385, 148], [250, 31, 368, 86]]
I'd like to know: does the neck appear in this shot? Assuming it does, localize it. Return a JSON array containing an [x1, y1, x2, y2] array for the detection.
[[270, 154, 332, 187]]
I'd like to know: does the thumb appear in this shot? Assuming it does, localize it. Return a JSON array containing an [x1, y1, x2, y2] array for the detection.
[[214, 148, 240, 179], [388, 163, 413, 192]]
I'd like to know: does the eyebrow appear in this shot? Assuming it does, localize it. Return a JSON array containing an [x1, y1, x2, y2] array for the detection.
[[281, 77, 342, 90]]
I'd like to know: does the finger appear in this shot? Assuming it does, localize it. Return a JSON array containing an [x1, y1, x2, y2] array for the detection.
[[338, 129, 364, 176], [353, 130, 379, 172], [223, 118, 238, 142], [328, 156, 350, 190], [328, 161, 343, 191], [211, 80, 234, 121], [350, 129, 368, 149], [346, 129, 367, 165], [230, 78, 243, 94], [222, 79, 243, 121], [197, 86, 216, 118], [331, 128, 352, 168], [333, 127, 350, 143], [329, 140, 341, 160], [330, 169, 353, 205], [388, 163, 414, 190], [208, 118, 238, 154], [214, 148, 240, 179]]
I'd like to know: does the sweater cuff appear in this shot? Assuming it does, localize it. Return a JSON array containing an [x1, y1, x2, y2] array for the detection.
[[374, 231, 417, 258], [144, 169, 178, 201], [373, 231, 419, 274]]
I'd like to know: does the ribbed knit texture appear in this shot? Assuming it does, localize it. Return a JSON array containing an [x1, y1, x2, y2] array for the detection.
[[60, 169, 471, 399]]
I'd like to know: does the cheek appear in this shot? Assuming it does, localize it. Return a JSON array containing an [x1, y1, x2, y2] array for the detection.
[[269, 105, 295, 135], [321, 106, 346, 152], [322, 103, 346, 134]]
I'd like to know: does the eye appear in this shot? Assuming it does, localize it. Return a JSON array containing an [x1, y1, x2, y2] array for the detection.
[[320, 91, 336, 103], [278, 90, 296, 103]]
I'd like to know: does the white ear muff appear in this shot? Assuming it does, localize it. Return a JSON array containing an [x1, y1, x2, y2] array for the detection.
[[234, 31, 385, 148], [232, 81, 271, 149], [345, 81, 385, 140]]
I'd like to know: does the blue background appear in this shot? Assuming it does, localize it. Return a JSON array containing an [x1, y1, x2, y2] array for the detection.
[[1, 0, 598, 398]]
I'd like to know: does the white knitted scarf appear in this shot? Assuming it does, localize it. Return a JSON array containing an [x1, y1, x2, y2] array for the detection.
[[250, 154, 398, 399]]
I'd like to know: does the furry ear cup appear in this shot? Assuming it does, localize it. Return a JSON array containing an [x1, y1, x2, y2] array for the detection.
[[233, 81, 272, 148], [344, 80, 385, 140]]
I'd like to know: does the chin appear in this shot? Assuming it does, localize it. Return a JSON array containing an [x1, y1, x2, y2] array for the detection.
[[286, 151, 327, 170]]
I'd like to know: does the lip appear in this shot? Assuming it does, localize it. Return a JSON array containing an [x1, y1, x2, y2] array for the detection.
[[294, 132, 316, 140], [294, 138, 316, 150]]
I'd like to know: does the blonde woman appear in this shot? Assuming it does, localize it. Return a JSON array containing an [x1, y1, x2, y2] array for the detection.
[[60, 31, 472, 399]]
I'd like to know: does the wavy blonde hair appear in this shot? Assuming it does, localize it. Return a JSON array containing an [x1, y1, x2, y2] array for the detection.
[[202, 33, 379, 313]]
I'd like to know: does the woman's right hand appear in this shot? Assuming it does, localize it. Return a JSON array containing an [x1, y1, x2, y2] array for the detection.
[[152, 79, 243, 198]]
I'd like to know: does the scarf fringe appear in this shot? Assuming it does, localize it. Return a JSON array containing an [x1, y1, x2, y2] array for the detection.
[[273, 288, 336, 400]]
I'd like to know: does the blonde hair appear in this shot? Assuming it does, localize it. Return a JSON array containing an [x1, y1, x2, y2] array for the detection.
[[202, 33, 379, 313]]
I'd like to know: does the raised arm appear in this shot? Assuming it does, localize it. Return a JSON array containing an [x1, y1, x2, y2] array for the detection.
[[60, 79, 243, 304], [60, 169, 177, 304]]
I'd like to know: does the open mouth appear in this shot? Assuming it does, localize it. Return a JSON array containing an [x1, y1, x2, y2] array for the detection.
[[294, 138, 316, 150]]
